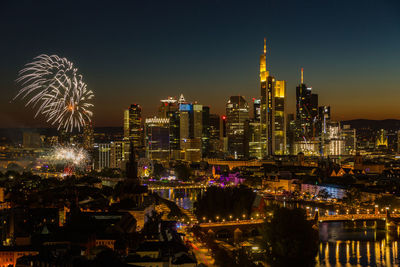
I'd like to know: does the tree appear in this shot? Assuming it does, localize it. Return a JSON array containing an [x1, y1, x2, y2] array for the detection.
[[343, 187, 362, 207], [317, 189, 331, 200], [193, 185, 256, 221], [375, 195, 400, 209], [174, 164, 192, 181], [260, 207, 319, 267], [153, 162, 165, 178]]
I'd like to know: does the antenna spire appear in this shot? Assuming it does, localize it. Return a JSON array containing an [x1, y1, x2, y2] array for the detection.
[[301, 67, 304, 84], [263, 38, 266, 54]]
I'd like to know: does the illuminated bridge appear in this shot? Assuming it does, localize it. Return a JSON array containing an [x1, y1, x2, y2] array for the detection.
[[197, 212, 400, 237], [198, 219, 264, 238], [148, 184, 208, 190], [315, 213, 400, 222]]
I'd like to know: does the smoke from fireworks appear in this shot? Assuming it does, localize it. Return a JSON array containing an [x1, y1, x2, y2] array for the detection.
[[15, 54, 94, 132]]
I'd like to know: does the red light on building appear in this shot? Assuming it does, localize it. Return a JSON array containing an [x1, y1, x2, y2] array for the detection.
[[222, 116, 226, 120]]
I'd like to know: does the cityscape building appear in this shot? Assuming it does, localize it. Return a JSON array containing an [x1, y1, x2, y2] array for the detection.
[[226, 95, 249, 159], [202, 106, 210, 158], [145, 117, 170, 161], [123, 104, 143, 148], [208, 114, 222, 157], [296, 68, 318, 141], [259, 38, 287, 156]]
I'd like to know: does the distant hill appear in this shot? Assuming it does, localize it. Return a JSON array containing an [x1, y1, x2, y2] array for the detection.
[[0, 127, 123, 144], [341, 119, 400, 131]]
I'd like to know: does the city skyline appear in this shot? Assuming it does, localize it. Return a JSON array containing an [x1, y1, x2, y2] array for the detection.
[[1, 0, 400, 128]]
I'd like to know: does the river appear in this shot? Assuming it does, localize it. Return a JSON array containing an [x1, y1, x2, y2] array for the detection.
[[152, 187, 400, 266]]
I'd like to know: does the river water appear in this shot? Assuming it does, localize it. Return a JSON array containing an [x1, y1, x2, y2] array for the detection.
[[152, 188, 400, 266]]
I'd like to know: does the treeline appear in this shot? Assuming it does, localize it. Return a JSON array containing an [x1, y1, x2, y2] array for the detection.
[[193, 185, 256, 221]]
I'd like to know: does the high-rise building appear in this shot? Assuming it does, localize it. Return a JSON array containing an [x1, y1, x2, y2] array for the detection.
[[296, 68, 318, 140], [110, 140, 130, 169], [145, 117, 170, 161], [179, 103, 192, 148], [97, 143, 111, 170], [123, 104, 142, 148], [83, 123, 94, 150], [182, 138, 202, 162], [202, 106, 210, 158], [226, 96, 249, 159], [248, 119, 262, 159], [159, 97, 180, 159], [193, 104, 203, 139], [260, 38, 286, 156], [208, 114, 222, 157], [342, 125, 356, 155], [273, 80, 286, 155]]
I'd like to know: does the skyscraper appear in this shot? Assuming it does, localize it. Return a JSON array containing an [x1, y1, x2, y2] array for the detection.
[[83, 123, 94, 150], [296, 68, 318, 140], [179, 103, 192, 148], [159, 97, 180, 159], [260, 38, 287, 156], [273, 80, 286, 155], [145, 117, 170, 161], [123, 104, 142, 148], [226, 96, 249, 159], [202, 106, 210, 157], [208, 114, 222, 157]]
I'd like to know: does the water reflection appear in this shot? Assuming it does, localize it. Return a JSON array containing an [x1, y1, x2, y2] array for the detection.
[[317, 222, 400, 266], [153, 188, 400, 266]]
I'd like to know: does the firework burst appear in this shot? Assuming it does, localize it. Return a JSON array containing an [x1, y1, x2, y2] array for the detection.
[[48, 145, 89, 169], [15, 54, 94, 132]]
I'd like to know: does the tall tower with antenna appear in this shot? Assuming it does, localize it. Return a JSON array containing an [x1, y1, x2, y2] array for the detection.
[[260, 38, 286, 157]]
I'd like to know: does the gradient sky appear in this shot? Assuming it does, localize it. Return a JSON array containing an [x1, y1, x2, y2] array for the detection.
[[1, 0, 400, 127]]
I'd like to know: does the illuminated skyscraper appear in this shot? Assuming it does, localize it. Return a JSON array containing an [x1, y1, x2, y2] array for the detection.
[[342, 125, 356, 155], [260, 38, 286, 156], [296, 68, 318, 140], [123, 104, 143, 147], [208, 114, 223, 157], [202, 106, 211, 157], [83, 123, 94, 150], [273, 80, 286, 155], [226, 96, 249, 159], [159, 97, 180, 158], [179, 103, 192, 148], [145, 117, 170, 161]]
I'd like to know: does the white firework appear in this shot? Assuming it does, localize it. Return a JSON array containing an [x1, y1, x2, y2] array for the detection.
[[15, 54, 94, 132], [48, 145, 89, 168]]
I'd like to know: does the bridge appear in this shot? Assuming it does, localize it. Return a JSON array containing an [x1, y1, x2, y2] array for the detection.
[[315, 212, 400, 222], [195, 211, 400, 237], [148, 184, 208, 190], [197, 219, 264, 238]]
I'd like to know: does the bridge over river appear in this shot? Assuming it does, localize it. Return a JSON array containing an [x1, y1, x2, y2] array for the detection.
[[197, 211, 400, 236]]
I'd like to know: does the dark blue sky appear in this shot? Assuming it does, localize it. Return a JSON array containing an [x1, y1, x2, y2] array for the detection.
[[1, 0, 400, 127]]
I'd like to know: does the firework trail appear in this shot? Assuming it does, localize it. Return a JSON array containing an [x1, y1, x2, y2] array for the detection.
[[15, 54, 94, 132]]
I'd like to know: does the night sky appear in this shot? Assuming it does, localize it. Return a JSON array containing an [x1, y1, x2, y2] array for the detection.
[[1, 0, 400, 127]]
